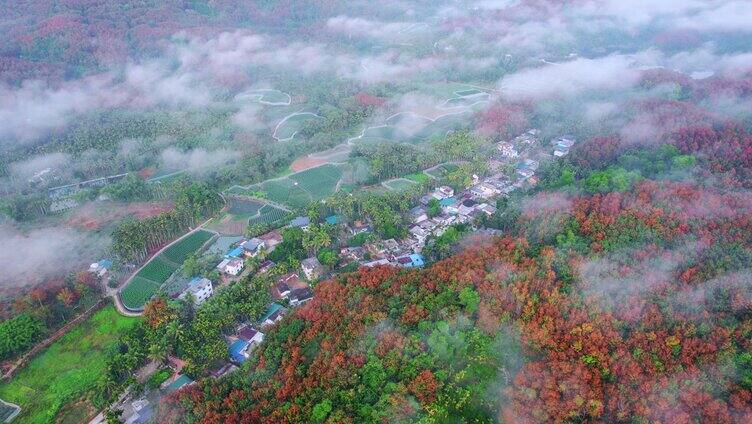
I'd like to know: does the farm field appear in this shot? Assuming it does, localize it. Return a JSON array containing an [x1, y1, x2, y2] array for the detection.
[[120, 229, 213, 310], [237, 88, 291, 105], [273, 112, 322, 141], [227, 198, 264, 218], [161, 230, 213, 264], [0, 306, 138, 424], [383, 178, 419, 191], [120, 276, 161, 310], [260, 164, 343, 208], [425, 163, 460, 179], [405, 171, 431, 183], [135, 256, 178, 283], [248, 204, 288, 226]]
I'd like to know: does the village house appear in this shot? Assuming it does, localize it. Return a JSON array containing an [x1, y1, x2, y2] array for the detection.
[[289, 216, 310, 230], [410, 205, 429, 223], [259, 303, 286, 328], [88, 259, 112, 278], [259, 230, 283, 251], [179, 277, 214, 305], [340, 246, 366, 262], [432, 213, 456, 228], [301, 257, 324, 280], [349, 220, 372, 235], [241, 238, 265, 257], [551, 136, 576, 148], [229, 339, 252, 364], [497, 141, 519, 158], [362, 258, 393, 267], [431, 186, 455, 200], [274, 273, 301, 299], [237, 325, 265, 346], [217, 257, 244, 276], [409, 225, 430, 245], [225, 246, 244, 259], [476, 203, 497, 216], [290, 286, 314, 306], [470, 182, 501, 198], [257, 260, 275, 274], [553, 145, 570, 157], [458, 199, 478, 216]]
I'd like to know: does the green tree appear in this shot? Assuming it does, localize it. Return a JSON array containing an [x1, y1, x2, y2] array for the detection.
[[459, 287, 480, 314], [427, 198, 441, 218], [311, 399, 333, 423]]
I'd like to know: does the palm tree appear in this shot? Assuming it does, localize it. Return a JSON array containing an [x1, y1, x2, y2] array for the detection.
[[147, 341, 168, 365]]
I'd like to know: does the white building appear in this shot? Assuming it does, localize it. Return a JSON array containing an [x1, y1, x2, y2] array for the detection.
[[217, 258, 244, 276], [430, 186, 455, 201], [179, 277, 214, 305]]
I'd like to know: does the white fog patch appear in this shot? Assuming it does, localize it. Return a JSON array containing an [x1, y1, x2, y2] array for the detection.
[[0, 225, 110, 288], [160, 148, 238, 173], [499, 54, 647, 101]]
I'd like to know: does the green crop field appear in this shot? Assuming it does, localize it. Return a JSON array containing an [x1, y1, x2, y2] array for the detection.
[[405, 172, 431, 183], [0, 306, 138, 424], [120, 277, 161, 310], [161, 230, 213, 264], [425, 163, 460, 179], [228, 198, 264, 217], [260, 165, 343, 208], [384, 178, 418, 191], [135, 257, 177, 283], [248, 204, 288, 226], [274, 113, 322, 140]]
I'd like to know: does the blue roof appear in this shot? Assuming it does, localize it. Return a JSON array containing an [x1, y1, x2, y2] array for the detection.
[[226, 247, 244, 258], [260, 303, 284, 323], [408, 254, 425, 268], [98, 259, 113, 269], [439, 197, 456, 206], [325, 215, 341, 225], [229, 339, 250, 363]]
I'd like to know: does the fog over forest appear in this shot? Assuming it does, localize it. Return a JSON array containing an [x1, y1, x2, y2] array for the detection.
[[1, 1, 752, 423]]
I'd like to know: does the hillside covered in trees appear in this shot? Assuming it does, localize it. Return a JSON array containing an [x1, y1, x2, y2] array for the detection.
[[158, 121, 752, 422]]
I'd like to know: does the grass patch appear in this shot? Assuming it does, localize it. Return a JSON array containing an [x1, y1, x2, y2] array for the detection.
[[405, 172, 431, 184], [0, 306, 138, 424], [383, 178, 418, 191]]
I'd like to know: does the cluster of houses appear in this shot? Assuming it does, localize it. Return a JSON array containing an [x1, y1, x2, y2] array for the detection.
[[338, 129, 575, 269], [216, 231, 283, 277]]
